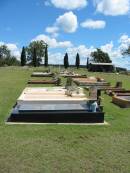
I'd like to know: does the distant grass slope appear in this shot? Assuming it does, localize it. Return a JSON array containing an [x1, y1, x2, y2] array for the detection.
[[0, 67, 129, 173]]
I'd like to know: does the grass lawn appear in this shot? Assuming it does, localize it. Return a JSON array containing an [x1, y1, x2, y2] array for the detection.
[[0, 66, 130, 173]]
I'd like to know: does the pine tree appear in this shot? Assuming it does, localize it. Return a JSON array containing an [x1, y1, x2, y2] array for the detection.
[[75, 53, 80, 69], [86, 57, 89, 69], [20, 47, 26, 66], [64, 53, 69, 69], [32, 48, 37, 67], [44, 45, 48, 67]]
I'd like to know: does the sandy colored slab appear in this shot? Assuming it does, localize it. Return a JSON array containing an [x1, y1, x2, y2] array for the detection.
[[17, 87, 87, 104]]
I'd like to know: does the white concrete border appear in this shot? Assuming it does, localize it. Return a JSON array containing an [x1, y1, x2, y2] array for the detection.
[[5, 121, 109, 126]]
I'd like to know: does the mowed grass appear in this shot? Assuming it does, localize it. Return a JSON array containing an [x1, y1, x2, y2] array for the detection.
[[0, 66, 130, 173]]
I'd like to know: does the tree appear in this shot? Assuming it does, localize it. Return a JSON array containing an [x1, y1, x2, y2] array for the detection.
[[0, 44, 20, 66], [44, 45, 48, 67], [5, 56, 20, 66], [0, 45, 11, 59], [32, 48, 37, 67], [64, 53, 69, 69], [26, 40, 47, 66], [86, 57, 89, 69], [75, 53, 80, 69], [20, 47, 26, 66], [91, 48, 112, 63]]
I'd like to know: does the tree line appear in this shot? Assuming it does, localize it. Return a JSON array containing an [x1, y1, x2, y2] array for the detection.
[[21, 40, 113, 68], [21, 42, 116, 68], [1, 39, 130, 68]]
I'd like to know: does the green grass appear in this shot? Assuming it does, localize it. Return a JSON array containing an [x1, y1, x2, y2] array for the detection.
[[0, 66, 130, 173]]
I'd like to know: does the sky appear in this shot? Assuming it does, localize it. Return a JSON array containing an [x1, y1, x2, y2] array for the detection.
[[0, 0, 130, 69]]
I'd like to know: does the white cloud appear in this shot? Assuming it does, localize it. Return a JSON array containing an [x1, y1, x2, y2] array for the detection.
[[45, 12, 78, 36], [6, 43, 20, 57], [50, 0, 87, 10], [6, 43, 18, 50], [67, 45, 95, 58], [119, 34, 130, 44], [66, 45, 96, 64], [45, 26, 59, 37], [119, 34, 130, 51], [48, 52, 63, 64], [32, 34, 73, 48], [100, 42, 122, 64], [81, 19, 106, 29], [47, 45, 95, 65], [95, 0, 130, 16], [56, 11, 78, 33], [101, 41, 113, 53], [45, 26, 59, 34]]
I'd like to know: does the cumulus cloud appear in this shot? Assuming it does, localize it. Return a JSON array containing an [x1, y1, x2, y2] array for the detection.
[[45, 11, 78, 36], [49, 0, 87, 10], [45, 26, 59, 34], [48, 52, 63, 64], [100, 42, 122, 63], [81, 19, 106, 29], [119, 34, 130, 51], [32, 34, 73, 48], [101, 41, 113, 53], [66, 45, 96, 64], [7, 43, 20, 57], [56, 11, 78, 33], [45, 26, 59, 37], [47, 45, 95, 65], [95, 0, 130, 16]]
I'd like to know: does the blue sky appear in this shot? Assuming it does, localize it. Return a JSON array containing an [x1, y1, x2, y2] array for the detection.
[[0, 0, 130, 69]]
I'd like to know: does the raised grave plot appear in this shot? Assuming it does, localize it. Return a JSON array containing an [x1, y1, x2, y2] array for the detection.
[[73, 77, 110, 87], [7, 87, 104, 123], [28, 79, 56, 84], [112, 95, 130, 108], [60, 74, 87, 78], [113, 90, 130, 96], [31, 72, 54, 77]]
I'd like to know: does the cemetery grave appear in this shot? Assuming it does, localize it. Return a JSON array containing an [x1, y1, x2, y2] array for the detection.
[[7, 86, 104, 123], [31, 72, 54, 77], [72, 76, 110, 87]]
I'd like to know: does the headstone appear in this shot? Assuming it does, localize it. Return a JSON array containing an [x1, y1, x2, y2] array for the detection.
[[89, 86, 97, 100]]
